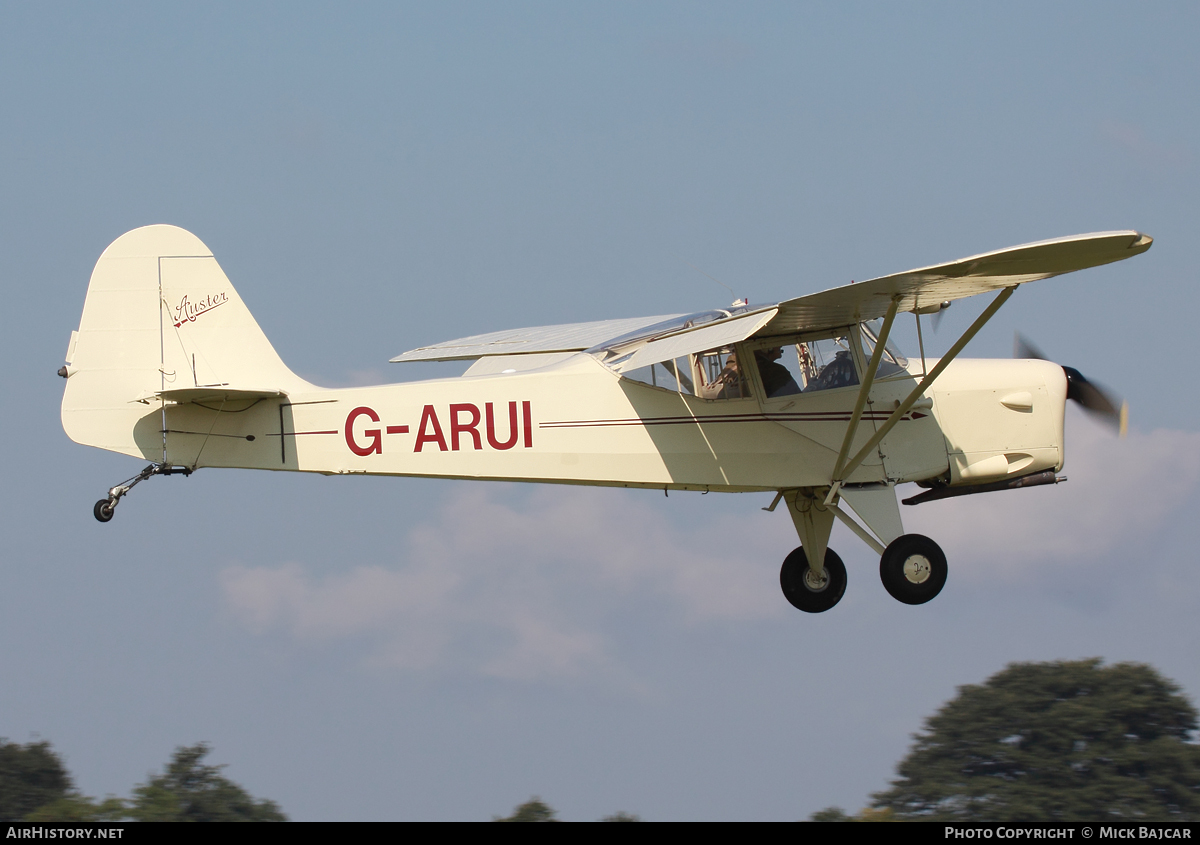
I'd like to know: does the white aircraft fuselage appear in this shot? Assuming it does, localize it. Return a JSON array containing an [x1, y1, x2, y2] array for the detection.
[[87, 354, 1065, 495]]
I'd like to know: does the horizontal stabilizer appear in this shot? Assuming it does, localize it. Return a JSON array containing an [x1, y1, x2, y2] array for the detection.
[[140, 387, 289, 404]]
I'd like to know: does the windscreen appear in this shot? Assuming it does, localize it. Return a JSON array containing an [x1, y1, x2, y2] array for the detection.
[[860, 320, 909, 380]]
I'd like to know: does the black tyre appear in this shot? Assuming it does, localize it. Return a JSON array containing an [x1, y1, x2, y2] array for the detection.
[[780, 546, 847, 613], [879, 533, 947, 605], [93, 499, 115, 523]]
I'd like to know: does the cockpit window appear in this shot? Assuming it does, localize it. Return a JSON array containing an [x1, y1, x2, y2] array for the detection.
[[749, 335, 860, 396], [860, 320, 909, 380], [695, 348, 752, 400], [752, 346, 803, 398], [621, 348, 753, 400], [621, 359, 695, 395], [798, 336, 860, 391]]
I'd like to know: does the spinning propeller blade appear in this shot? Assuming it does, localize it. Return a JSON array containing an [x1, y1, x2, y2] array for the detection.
[[1013, 333, 1047, 362], [931, 306, 947, 332], [1014, 333, 1128, 437], [917, 301, 952, 333]]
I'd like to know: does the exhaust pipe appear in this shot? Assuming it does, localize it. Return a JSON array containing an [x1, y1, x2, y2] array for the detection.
[[902, 469, 1066, 506]]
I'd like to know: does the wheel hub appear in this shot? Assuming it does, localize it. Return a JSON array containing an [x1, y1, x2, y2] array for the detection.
[[903, 554, 932, 584], [803, 567, 829, 592]]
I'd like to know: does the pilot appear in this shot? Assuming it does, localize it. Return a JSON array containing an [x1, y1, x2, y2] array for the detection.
[[697, 351, 743, 399], [755, 347, 801, 398]]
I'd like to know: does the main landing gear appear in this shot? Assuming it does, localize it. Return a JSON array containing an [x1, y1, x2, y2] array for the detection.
[[778, 534, 947, 613], [776, 488, 947, 613], [879, 533, 947, 605], [780, 547, 847, 613], [92, 463, 191, 523]]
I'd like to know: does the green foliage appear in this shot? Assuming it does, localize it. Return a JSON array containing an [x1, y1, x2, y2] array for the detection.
[[0, 739, 285, 822], [127, 743, 286, 822], [25, 795, 128, 822], [807, 806, 894, 821], [494, 798, 644, 821], [0, 740, 73, 822], [494, 797, 559, 822], [599, 811, 642, 821], [872, 659, 1200, 822]]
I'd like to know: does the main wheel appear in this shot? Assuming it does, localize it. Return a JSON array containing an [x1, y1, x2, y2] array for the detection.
[[780, 546, 847, 613], [93, 498, 115, 523], [880, 534, 947, 605]]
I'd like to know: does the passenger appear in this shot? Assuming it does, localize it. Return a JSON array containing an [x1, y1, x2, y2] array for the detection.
[[755, 347, 802, 398], [697, 351, 743, 399], [806, 349, 859, 391]]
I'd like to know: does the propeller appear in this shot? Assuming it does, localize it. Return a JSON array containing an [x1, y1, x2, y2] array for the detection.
[[1014, 333, 1128, 437], [931, 301, 950, 332], [915, 300, 952, 332]]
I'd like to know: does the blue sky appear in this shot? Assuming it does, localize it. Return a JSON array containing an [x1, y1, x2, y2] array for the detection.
[[1, 1, 1197, 820]]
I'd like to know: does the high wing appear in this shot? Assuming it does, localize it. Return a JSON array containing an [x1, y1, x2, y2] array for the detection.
[[753, 230, 1152, 337], [391, 230, 1152, 368], [608, 308, 778, 372], [390, 314, 683, 362]]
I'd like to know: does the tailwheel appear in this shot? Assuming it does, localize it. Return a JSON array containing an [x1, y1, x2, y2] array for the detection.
[[88, 463, 192, 524], [780, 547, 847, 613], [93, 498, 116, 523], [880, 534, 947, 605]]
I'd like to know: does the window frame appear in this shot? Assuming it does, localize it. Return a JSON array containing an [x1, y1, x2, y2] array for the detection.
[[691, 345, 756, 402], [742, 325, 869, 401], [617, 357, 697, 397]]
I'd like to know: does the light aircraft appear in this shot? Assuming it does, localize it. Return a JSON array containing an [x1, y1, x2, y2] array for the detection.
[[59, 226, 1152, 612]]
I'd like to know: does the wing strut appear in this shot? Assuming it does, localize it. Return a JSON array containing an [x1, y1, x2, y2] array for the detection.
[[825, 285, 1017, 504], [830, 296, 900, 482]]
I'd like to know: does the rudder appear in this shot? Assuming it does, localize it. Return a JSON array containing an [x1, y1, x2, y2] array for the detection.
[[61, 225, 309, 459]]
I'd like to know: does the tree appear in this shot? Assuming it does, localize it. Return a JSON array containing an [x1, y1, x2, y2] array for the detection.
[[25, 795, 128, 823], [0, 740, 73, 822], [599, 811, 642, 821], [128, 743, 286, 822], [807, 806, 893, 821], [872, 659, 1200, 821], [494, 797, 559, 822]]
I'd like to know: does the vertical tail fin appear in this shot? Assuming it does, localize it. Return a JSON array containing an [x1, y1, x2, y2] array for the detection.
[[61, 225, 309, 458]]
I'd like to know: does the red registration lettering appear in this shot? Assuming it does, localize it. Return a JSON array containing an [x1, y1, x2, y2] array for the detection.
[[345, 407, 382, 456], [414, 405, 448, 452], [484, 401, 519, 450], [450, 403, 482, 451]]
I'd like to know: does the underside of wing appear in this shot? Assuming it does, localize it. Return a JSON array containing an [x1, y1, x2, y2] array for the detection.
[[756, 230, 1152, 337], [390, 314, 682, 363]]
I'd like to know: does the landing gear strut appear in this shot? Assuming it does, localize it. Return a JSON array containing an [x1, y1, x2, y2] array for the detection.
[[774, 487, 950, 610], [92, 463, 191, 523], [780, 546, 847, 613], [879, 533, 947, 605]]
